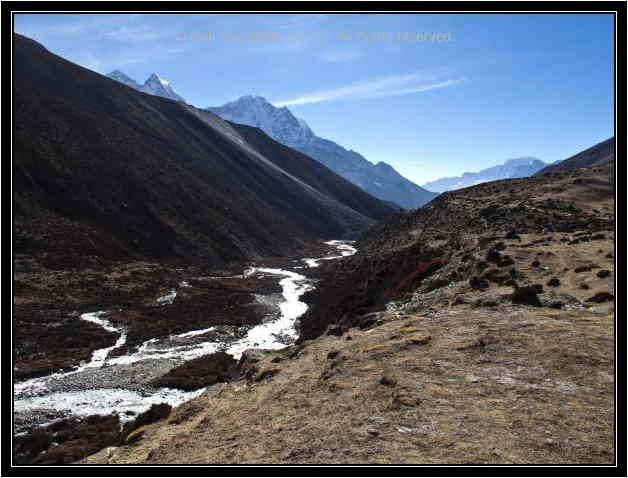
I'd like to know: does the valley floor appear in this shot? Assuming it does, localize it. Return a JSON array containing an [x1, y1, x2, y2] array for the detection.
[[82, 232, 615, 465], [12, 240, 344, 464], [82, 301, 614, 465]]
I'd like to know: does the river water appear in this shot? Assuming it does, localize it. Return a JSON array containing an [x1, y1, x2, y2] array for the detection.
[[13, 240, 357, 429]]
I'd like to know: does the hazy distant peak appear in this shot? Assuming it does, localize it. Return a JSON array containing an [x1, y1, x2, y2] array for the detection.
[[422, 157, 548, 193], [106, 70, 185, 103], [146, 72, 168, 84], [504, 157, 545, 166], [235, 95, 271, 105], [106, 70, 141, 89]]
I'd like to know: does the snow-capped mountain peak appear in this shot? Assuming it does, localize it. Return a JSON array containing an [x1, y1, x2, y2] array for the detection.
[[140, 73, 185, 103], [208, 95, 314, 147], [106, 70, 185, 103], [207, 96, 437, 209], [106, 70, 141, 90], [146, 73, 166, 85]]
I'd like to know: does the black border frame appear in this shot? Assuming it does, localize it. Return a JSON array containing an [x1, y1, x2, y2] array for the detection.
[[3, 2, 625, 476]]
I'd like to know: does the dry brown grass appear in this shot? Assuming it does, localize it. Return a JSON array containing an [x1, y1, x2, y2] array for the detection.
[[82, 297, 614, 465], [81, 168, 616, 466], [507, 233, 615, 302]]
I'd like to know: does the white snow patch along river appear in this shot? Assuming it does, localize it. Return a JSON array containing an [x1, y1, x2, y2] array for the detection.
[[14, 311, 128, 398], [79, 312, 128, 368], [302, 240, 357, 268], [225, 268, 311, 359], [14, 241, 356, 424], [15, 388, 208, 424]]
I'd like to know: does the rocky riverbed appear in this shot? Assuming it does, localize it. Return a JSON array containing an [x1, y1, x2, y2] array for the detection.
[[13, 240, 356, 464]]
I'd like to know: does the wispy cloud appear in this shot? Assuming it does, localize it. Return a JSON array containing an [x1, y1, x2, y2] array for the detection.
[[274, 72, 466, 106], [369, 78, 467, 98]]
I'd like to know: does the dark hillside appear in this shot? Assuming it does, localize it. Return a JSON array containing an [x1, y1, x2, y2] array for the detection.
[[231, 123, 395, 222], [13, 33, 394, 268]]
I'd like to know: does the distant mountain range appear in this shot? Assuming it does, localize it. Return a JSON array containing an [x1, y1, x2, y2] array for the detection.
[[107, 71, 605, 205], [104, 74, 436, 209], [107, 70, 186, 103], [422, 157, 549, 193], [207, 96, 437, 209]]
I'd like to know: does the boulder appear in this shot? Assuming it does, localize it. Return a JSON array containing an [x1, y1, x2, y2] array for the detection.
[[152, 351, 239, 391], [546, 278, 561, 287], [511, 286, 541, 306], [586, 292, 614, 303]]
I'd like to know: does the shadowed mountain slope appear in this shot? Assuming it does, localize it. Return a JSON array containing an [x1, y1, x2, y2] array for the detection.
[[12, 34, 395, 268], [230, 123, 395, 220]]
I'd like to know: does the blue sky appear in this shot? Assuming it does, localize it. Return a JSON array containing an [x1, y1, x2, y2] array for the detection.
[[14, 13, 614, 184]]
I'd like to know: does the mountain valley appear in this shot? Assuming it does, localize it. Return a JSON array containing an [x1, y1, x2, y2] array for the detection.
[[82, 158, 616, 466], [11, 29, 617, 468]]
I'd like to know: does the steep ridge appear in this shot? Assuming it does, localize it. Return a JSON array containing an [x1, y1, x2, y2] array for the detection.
[[422, 157, 548, 193], [207, 96, 437, 209], [13, 33, 394, 268], [534, 137, 614, 176]]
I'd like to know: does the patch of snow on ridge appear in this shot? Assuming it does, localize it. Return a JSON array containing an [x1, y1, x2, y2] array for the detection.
[[156, 290, 177, 306], [175, 327, 216, 339], [80, 311, 117, 333]]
